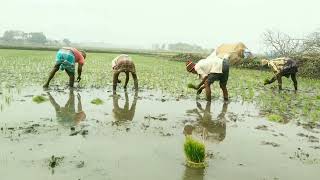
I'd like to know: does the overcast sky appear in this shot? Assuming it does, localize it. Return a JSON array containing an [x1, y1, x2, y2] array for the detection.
[[0, 0, 319, 52]]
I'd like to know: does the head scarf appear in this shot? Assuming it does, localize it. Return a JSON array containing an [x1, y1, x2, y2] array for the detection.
[[186, 60, 195, 72]]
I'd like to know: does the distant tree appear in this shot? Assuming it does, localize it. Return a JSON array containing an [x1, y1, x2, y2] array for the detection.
[[303, 30, 320, 53], [161, 44, 166, 50], [28, 32, 47, 44], [168, 42, 204, 52], [63, 38, 71, 46], [152, 44, 160, 50], [262, 29, 302, 57], [2, 30, 24, 41]]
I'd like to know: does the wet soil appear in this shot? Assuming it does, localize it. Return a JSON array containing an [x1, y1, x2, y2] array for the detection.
[[0, 87, 320, 180]]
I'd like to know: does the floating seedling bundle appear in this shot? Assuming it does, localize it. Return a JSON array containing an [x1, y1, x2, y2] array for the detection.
[[184, 136, 207, 168]]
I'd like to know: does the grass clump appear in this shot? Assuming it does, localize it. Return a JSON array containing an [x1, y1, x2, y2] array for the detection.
[[268, 114, 283, 122], [184, 136, 205, 163], [32, 95, 48, 103], [91, 98, 104, 105]]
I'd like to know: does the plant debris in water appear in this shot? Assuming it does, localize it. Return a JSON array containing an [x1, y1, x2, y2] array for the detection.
[[91, 98, 104, 105], [32, 95, 48, 103], [49, 155, 64, 168], [184, 136, 205, 163], [144, 114, 168, 121], [261, 141, 280, 147]]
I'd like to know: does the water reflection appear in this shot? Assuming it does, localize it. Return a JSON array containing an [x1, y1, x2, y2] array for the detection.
[[184, 101, 228, 143], [47, 90, 86, 127], [112, 92, 138, 123], [182, 166, 205, 180]]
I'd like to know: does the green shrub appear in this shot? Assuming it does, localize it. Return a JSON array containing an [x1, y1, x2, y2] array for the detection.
[[184, 136, 205, 163], [294, 53, 320, 79], [171, 53, 204, 63]]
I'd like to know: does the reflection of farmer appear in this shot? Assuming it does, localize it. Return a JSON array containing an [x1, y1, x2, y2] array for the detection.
[[48, 90, 86, 127], [261, 57, 298, 91], [43, 47, 86, 88], [186, 52, 229, 101], [184, 101, 228, 143], [112, 92, 138, 122], [112, 54, 138, 94]]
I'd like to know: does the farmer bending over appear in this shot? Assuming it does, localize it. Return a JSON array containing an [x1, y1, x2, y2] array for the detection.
[[112, 54, 138, 94], [261, 57, 298, 91], [43, 47, 86, 88], [186, 52, 229, 101]]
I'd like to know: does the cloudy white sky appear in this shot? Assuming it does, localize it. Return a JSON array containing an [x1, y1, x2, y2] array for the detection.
[[0, 0, 319, 52]]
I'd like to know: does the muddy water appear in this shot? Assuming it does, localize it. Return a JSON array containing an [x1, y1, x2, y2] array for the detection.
[[0, 87, 319, 180]]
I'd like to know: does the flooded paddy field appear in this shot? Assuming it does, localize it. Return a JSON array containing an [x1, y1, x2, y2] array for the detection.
[[1, 49, 320, 180]]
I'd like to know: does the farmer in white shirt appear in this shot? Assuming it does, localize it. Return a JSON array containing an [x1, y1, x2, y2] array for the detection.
[[186, 51, 229, 101]]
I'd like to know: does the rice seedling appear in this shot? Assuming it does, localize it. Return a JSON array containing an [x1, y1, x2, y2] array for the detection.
[[267, 114, 283, 123], [187, 83, 196, 89], [184, 136, 206, 164]]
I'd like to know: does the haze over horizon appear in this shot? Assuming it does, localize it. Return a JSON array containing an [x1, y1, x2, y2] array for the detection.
[[1, 0, 319, 53]]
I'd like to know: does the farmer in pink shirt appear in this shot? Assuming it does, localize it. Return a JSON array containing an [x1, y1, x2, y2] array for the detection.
[[43, 47, 86, 88]]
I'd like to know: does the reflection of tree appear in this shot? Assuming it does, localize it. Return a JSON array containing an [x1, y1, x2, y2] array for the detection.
[[182, 166, 204, 180], [184, 101, 228, 143], [48, 89, 86, 127], [112, 92, 138, 123]]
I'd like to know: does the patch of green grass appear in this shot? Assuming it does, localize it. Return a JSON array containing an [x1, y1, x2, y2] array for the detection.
[[32, 95, 48, 103], [184, 136, 205, 163], [267, 114, 283, 123], [91, 98, 104, 105]]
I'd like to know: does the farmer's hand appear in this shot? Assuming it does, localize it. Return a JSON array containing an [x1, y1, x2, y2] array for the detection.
[[77, 76, 81, 82], [197, 88, 203, 95]]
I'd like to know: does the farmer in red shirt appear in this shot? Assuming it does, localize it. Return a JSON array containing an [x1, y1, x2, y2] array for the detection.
[[43, 47, 86, 88]]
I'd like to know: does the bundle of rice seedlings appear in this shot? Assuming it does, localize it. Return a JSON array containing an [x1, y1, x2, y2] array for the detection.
[[184, 136, 206, 165], [187, 83, 196, 89], [91, 98, 104, 105]]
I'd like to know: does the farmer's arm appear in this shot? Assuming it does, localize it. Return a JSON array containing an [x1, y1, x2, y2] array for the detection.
[[269, 61, 281, 75], [196, 76, 208, 89], [77, 64, 83, 81]]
